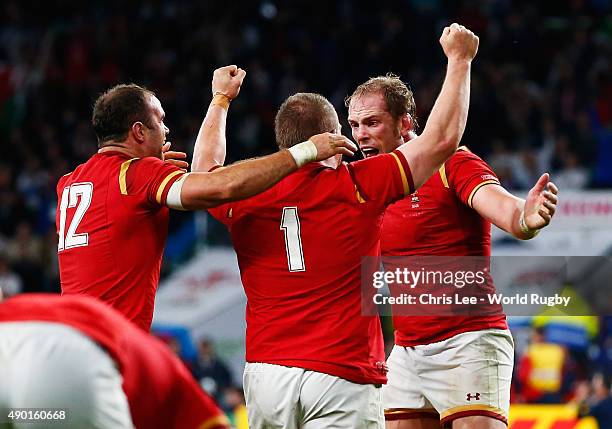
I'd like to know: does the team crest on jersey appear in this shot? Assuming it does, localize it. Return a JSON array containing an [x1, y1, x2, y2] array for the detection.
[[411, 192, 420, 208], [466, 392, 481, 401], [375, 361, 388, 374]]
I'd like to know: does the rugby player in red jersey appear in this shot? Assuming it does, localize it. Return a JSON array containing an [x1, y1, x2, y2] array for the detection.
[[0, 293, 230, 429], [56, 67, 357, 331], [198, 24, 479, 428], [346, 68, 559, 429]]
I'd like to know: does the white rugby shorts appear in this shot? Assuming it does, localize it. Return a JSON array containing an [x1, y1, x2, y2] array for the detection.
[[383, 329, 513, 427], [0, 322, 134, 429], [243, 362, 383, 429]]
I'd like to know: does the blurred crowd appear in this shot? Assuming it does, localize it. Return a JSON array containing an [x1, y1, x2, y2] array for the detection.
[[157, 334, 248, 429], [511, 322, 612, 426]]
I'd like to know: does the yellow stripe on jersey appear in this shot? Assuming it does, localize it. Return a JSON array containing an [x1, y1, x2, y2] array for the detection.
[[155, 170, 184, 204], [197, 414, 231, 429], [390, 152, 411, 196], [467, 180, 500, 208], [119, 158, 138, 195], [439, 164, 449, 188], [355, 186, 366, 203], [440, 404, 507, 421]]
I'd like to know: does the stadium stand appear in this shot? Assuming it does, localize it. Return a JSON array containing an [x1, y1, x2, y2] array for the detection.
[[1, 1, 611, 428]]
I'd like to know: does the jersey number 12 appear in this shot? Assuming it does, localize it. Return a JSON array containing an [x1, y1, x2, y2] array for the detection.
[[280, 207, 305, 272], [57, 182, 93, 252]]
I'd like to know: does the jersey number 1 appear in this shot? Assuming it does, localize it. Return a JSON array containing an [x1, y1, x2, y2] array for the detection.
[[57, 182, 93, 252], [280, 207, 305, 272]]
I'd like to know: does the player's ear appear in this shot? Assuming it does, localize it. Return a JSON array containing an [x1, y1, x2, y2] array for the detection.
[[399, 113, 413, 141], [131, 122, 147, 143]]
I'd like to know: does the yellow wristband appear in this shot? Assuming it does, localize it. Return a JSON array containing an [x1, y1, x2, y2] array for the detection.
[[211, 92, 231, 110]]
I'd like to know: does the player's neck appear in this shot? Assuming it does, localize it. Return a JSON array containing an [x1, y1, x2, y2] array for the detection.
[[98, 143, 138, 158], [320, 155, 342, 169]]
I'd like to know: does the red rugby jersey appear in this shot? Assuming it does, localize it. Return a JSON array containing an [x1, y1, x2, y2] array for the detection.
[[56, 151, 184, 331], [0, 294, 229, 429], [209, 151, 413, 384], [381, 148, 508, 346]]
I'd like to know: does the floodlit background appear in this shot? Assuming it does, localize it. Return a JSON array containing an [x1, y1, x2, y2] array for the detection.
[[1, 1, 611, 427]]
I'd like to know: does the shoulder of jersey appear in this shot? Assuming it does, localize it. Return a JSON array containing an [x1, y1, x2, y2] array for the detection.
[[60, 171, 73, 178], [448, 145, 478, 163], [454, 146, 473, 157]]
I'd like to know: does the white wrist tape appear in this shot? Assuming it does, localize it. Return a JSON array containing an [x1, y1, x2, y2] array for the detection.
[[288, 140, 318, 168], [166, 173, 189, 210]]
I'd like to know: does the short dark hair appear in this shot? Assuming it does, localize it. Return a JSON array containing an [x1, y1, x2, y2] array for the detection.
[[275, 93, 339, 149], [92, 84, 155, 146], [345, 73, 418, 129]]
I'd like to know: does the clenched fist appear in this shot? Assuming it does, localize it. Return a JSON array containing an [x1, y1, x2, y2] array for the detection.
[[439, 23, 479, 62], [212, 65, 246, 100]]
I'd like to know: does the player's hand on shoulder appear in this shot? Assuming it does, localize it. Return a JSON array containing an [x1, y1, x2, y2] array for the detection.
[[439, 23, 479, 62], [162, 142, 189, 171], [308, 132, 358, 160], [524, 172, 558, 230], [212, 65, 247, 100]]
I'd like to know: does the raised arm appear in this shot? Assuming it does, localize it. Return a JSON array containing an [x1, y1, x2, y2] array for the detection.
[[472, 173, 559, 240], [191, 65, 247, 172], [397, 23, 479, 190], [175, 132, 357, 210]]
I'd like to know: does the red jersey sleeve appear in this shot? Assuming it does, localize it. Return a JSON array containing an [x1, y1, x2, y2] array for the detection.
[[56, 173, 69, 192], [119, 157, 185, 207], [346, 150, 414, 207], [446, 148, 500, 208]]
